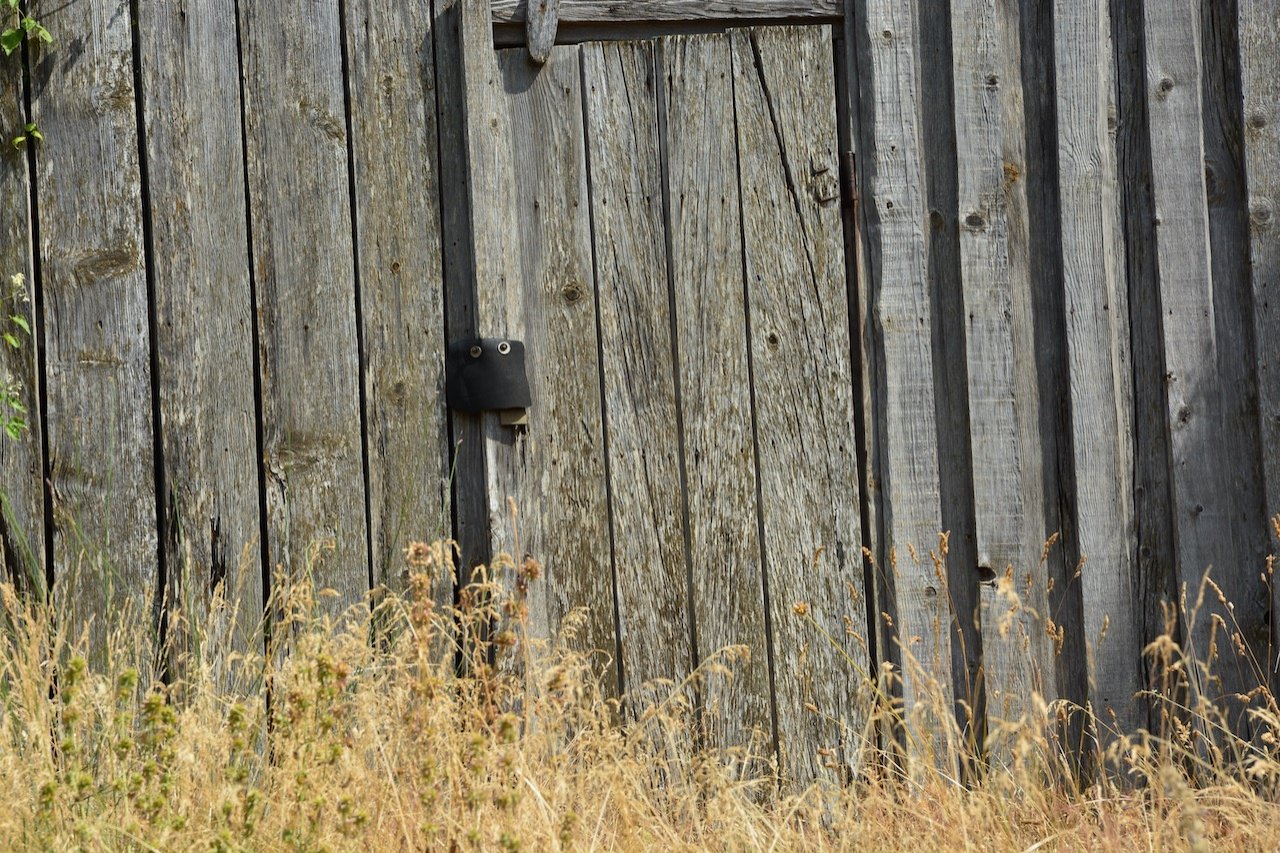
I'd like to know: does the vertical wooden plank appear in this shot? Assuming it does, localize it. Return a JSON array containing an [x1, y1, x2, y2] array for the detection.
[[455, 2, 615, 677], [1239, 0, 1280, 637], [1142, 0, 1254, 717], [0, 49, 43, 599], [730, 25, 871, 784], [581, 42, 692, 706], [238, 0, 368, 611], [1200, 0, 1272, 677], [1053, 0, 1143, 737], [344, 0, 451, 607], [916, 0, 983, 752], [951, 0, 1056, 726], [431, 0, 489, 585], [139, 0, 263, 666], [32, 0, 157, 658], [663, 33, 773, 757], [849, 0, 955, 763], [1114, 0, 1179, 738]]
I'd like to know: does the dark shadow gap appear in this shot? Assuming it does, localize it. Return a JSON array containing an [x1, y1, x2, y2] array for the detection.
[[336, 0, 377, 596], [18, 24, 55, 603], [230, 0, 275, 669], [128, 0, 170, 681]]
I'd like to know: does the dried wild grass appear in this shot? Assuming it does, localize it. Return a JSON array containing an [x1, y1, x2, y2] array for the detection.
[[0, 519, 1279, 850]]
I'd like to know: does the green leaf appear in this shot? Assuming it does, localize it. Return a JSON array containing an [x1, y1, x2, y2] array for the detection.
[[20, 16, 34, 32], [2, 332, 18, 349], [7, 399, 24, 415], [10, 315, 29, 334], [10, 134, 24, 149], [4, 419, 24, 441], [1, 27, 22, 55], [35, 24, 50, 43]]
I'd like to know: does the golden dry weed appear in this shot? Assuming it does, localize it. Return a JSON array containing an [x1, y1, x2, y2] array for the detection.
[[0, 532, 1278, 851]]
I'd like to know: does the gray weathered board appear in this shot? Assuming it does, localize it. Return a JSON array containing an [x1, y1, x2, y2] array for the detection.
[[139, 0, 263, 672], [950, 0, 1056, 730], [343, 0, 453, 612], [33, 0, 158, 664], [730, 25, 870, 783], [0, 50, 42, 600], [491, 0, 840, 24], [5, 0, 1280, 782], [1239, 1, 1280, 606], [238, 0, 369, 614], [455, 0, 617, 678], [1052, 0, 1143, 738], [580, 41, 693, 709], [1141, 0, 1260, 721], [663, 31, 773, 764], [845, 0, 954, 768]]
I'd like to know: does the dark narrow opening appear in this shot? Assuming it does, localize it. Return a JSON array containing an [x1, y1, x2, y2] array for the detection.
[[18, 26, 54, 603], [129, 0, 171, 680], [1200, 0, 1270, 704], [336, 0, 377, 596], [230, 0, 275, 666], [577, 44, 627, 700], [1015, 0, 1089, 778], [831, 29, 882, 767], [730, 31, 782, 765], [1110, 0, 1175, 738]]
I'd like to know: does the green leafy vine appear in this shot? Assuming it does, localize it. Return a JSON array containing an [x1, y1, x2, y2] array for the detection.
[[3, 0, 51, 149], [2, 272, 32, 441]]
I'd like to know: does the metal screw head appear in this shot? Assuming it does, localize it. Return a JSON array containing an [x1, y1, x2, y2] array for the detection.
[[469, 345, 483, 359], [497, 341, 512, 355]]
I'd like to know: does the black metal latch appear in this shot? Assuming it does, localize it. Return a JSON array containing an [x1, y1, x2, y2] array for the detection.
[[446, 337, 531, 426]]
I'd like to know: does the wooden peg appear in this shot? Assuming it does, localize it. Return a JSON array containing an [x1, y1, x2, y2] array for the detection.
[[525, 0, 560, 64]]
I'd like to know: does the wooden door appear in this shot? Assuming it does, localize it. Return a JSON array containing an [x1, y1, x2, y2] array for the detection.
[[445, 0, 868, 785]]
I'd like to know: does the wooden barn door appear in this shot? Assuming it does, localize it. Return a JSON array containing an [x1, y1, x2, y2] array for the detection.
[[444, 0, 867, 784]]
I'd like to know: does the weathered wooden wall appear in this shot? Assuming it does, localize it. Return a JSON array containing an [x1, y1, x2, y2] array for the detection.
[[0, 0, 1276, 782]]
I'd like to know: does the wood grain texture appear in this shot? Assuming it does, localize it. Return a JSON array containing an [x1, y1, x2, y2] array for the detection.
[[663, 32, 772, 757], [1239, 0, 1280, 648], [344, 0, 452, 610], [138, 0, 263, 669], [849, 0, 954, 763], [457, 0, 615, 677], [581, 41, 692, 706], [915, 0, 982, 753], [432, 0, 490, 586], [0, 51, 43, 599], [492, 0, 840, 24], [1142, 0, 1253, 716], [951, 0, 1055, 727], [1198, 0, 1271, 683], [1052, 0, 1143, 738], [730, 25, 870, 785], [1113, 0, 1179, 737], [525, 0, 562, 62], [31, 0, 157, 659], [238, 0, 369, 613]]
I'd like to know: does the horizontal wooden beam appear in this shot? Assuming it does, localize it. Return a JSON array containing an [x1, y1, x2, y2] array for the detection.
[[490, 0, 840, 25]]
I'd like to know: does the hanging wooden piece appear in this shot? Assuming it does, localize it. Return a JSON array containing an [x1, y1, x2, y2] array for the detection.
[[525, 0, 560, 64]]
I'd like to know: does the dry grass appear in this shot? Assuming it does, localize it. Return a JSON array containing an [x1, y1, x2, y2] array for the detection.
[[1, 529, 1280, 852]]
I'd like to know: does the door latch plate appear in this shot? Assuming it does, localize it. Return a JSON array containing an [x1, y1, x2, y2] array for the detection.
[[446, 338, 532, 413]]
